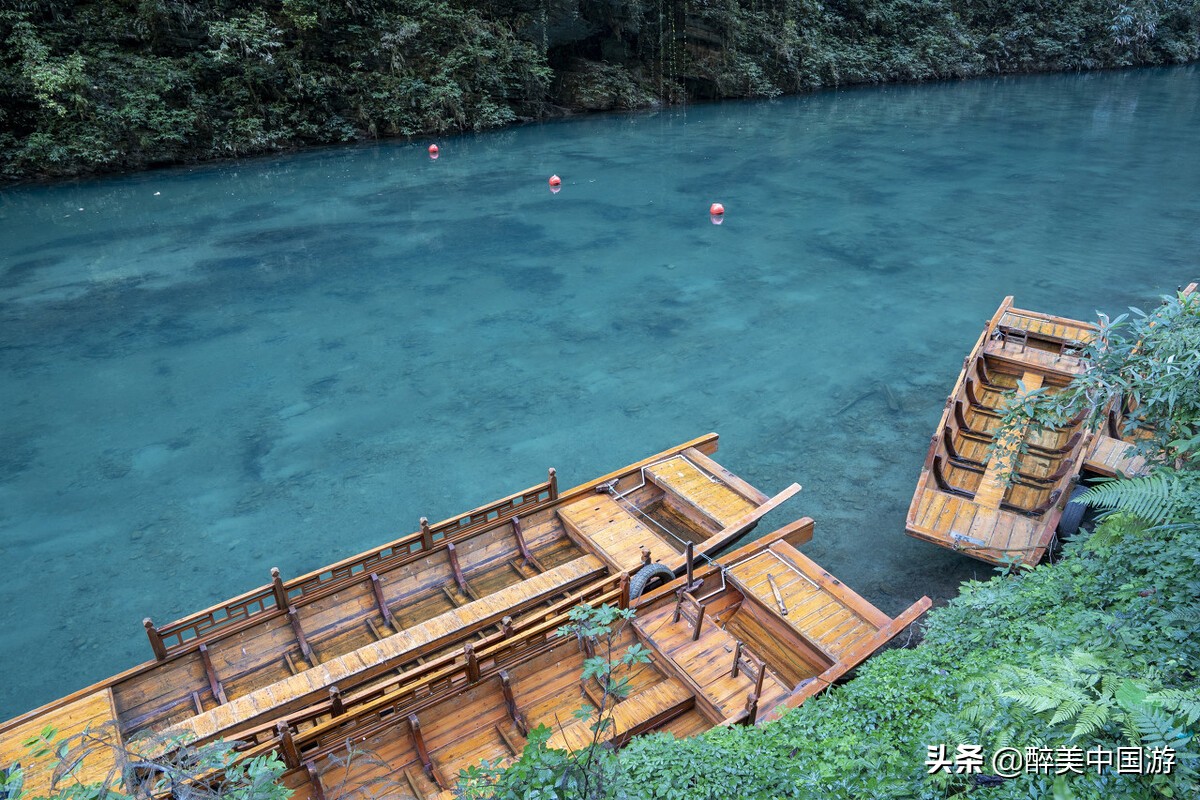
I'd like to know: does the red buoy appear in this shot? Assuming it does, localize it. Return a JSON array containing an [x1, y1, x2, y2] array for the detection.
[[428, 144, 439, 160], [549, 175, 561, 187], [709, 202, 724, 216]]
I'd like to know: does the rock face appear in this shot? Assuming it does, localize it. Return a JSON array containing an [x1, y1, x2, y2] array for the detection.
[[2, 0, 1198, 180]]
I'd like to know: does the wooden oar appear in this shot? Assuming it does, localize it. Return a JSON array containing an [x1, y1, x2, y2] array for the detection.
[[767, 574, 788, 616]]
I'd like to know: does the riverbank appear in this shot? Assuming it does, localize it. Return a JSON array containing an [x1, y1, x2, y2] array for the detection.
[[3, 0, 1199, 182]]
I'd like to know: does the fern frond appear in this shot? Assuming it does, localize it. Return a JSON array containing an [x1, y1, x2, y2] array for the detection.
[[1146, 690, 1200, 726], [1130, 705, 1187, 749], [1050, 698, 1085, 727], [1071, 703, 1110, 741], [1002, 688, 1060, 714], [1079, 474, 1184, 525]]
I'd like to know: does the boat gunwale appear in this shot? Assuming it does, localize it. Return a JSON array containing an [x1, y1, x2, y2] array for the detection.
[[0, 434, 722, 737]]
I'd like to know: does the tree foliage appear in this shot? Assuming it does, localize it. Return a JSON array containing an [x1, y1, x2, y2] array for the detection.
[[2, 0, 1199, 180]]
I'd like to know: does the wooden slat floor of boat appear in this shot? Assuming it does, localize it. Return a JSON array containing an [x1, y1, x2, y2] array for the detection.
[[512, 629, 665, 733], [911, 489, 1041, 560], [633, 603, 789, 719], [545, 677, 693, 752], [167, 555, 605, 743], [419, 679, 521, 777], [113, 651, 215, 734], [656, 707, 712, 739], [0, 688, 122, 798], [725, 545, 887, 662], [645, 455, 758, 529], [529, 535, 586, 570], [307, 720, 438, 800], [964, 406, 1071, 451], [558, 495, 682, 573], [1084, 434, 1149, 478], [975, 372, 1044, 509], [953, 432, 1059, 478]]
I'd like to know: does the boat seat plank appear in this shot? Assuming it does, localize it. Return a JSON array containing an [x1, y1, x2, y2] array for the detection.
[[545, 678, 693, 752], [974, 372, 1043, 509], [0, 689, 123, 798], [167, 555, 605, 743], [558, 495, 681, 573], [646, 454, 759, 529], [1084, 435, 1149, 478]]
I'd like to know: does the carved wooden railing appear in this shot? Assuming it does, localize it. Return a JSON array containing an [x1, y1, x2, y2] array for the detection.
[[144, 472, 558, 658]]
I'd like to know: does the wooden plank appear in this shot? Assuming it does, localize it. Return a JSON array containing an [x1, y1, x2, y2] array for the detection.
[[763, 596, 933, 722], [681, 448, 770, 505], [0, 689, 122, 799], [558, 495, 680, 573], [545, 678, 693, 752], [974, 372, 1044, 509], [166, 555, 605, 743], [646, 456, 758, 528]]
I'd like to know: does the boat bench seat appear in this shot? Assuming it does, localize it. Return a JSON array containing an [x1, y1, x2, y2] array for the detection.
[[546, 677, 693, 752], [168, 554, 606, 743]]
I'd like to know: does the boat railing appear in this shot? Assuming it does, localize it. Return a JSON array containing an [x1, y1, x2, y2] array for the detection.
[[144, 432, 723, 662], [227, 575, 629, 773], [146, 473, 559, 659]]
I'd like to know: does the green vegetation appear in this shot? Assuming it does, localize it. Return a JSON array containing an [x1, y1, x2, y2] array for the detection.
[[3, 0, 1199, 180], [470, 288, 1200, 798], [1, 727, 288, 800]]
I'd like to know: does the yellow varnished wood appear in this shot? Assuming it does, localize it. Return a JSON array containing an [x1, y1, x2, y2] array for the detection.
[[167, 555, 604, 742], [0, 689, 122, 798], [557, 495, 681, 572], [724, 544, 888, 661], [1084, 434, 1149, 478], [545, 678, 693, 752], [974, 372, 1044, 509], [645, 455, 758, 528]]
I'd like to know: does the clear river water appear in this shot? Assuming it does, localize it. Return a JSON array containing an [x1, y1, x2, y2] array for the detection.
[[1, 66, 1197, 720]]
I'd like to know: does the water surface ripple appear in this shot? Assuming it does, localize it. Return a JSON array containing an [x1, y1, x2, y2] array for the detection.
[[2, 67, 1197, 719]]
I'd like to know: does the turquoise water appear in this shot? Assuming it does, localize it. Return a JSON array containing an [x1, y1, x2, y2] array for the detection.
[[2, 66, 1197, 720]]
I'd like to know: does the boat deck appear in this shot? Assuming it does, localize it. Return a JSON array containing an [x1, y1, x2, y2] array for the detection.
[[559, 495, 682, 573], [1083, 434, 1149, 478], [0, 689, 123, 798], [726, 541, 892, 661], [974, 371, 1043, 508], [909, 491, 1041, 558], [644, 454, 760, 528], [168, 554, 606, 743], [633, 602, 792, 721]]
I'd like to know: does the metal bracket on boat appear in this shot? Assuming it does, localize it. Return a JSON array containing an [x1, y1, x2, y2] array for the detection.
[[595, 478, 619, 494], [950, 532, 986, 549]]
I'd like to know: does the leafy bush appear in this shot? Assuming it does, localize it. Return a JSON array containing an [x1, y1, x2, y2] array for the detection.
[[3, 0, 1200, 180]]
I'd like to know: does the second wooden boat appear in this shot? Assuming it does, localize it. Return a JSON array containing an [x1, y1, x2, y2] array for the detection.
[[906, 297, 1098, 567], [187, 520, 931, 800]]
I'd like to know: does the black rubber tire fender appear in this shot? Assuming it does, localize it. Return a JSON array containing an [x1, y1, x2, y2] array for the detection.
[[1057, 485, 1089, 537], [629, 563, 676, 600]]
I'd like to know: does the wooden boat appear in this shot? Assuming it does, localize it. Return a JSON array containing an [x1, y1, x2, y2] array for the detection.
[[905, 298, 1099, 567], [175, 520, 930, 800], [1080, 281, 1198, 479], [0, 434, 800, 796]]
